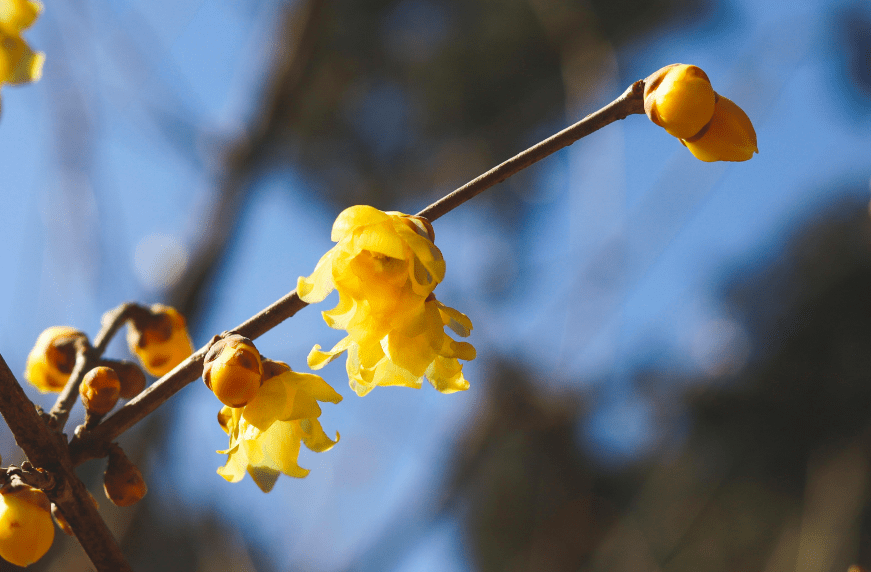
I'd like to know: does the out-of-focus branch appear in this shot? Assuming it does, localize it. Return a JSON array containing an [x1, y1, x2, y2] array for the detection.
[[68, 78, 646, 466], [0, 354, 132, 572], [167, 0, 329, 319]]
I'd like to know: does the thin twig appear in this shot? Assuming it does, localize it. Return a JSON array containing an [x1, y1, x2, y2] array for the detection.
[[49, 303, 144, 431], [417, 80, 645, 222], [67, 79, 646, 467], [0, 354, 133, 572]]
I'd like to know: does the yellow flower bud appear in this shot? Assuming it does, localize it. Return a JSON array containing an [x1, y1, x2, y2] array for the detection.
[[24, 326, 87, 393], [103, 447, 147, 507], [681, 94, 758, 162], [80, 366, 121, 415], [127, 304, 194, 377], [103, 360, 147, 399], [0, 484, 54, 567], [644, 63, 716, 139], [203, 334, 263, 407]]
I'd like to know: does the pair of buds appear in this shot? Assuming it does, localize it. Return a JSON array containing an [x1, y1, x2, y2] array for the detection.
[[644, 63, 758, 162]]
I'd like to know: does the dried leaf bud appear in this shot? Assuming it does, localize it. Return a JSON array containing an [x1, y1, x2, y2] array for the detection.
[[261, 357, 292, 382], [127, 304, 194, 377], [644, 64, 715, 139], [103, 447, 147, 507], [80, 366, 121, 415], [103, 360, 147, 399], [24, 326, 87, 393], [681, 94, 759, 162], [203, 334, 263, 407], [0, 483, 54, 567]]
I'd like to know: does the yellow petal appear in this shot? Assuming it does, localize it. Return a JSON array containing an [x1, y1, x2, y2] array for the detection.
[[331, 205, 392, 242], [426, 356, 470, 394], [217, 444, 247, 483], [644, 64, 715, 140], [394, 221, 446, 284], [436, 301, 473, 337], [0, 0, 42, 32], [297, 249, 337, 303], [285, 371, 343, 404], [300, 418, 340, 453], [307, 337, 353, 370], [287, 391, 322, 420], [241, 376, 287, 431], [352, 222, 406, 259]]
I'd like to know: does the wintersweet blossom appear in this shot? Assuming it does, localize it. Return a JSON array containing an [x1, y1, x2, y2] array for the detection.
[[0, 0, 44, 110], [216, 360, 341, 492], [644, 63, 757, 162], [298, 205, 476, 396], [24, 326, 86, 392]]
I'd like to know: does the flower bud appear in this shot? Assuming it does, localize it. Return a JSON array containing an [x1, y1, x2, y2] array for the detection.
[[0, 483, 54, 567], [80, 366, 121, 415], [681, 94, 758, 162], [102, 360, 147, 399], [103, 446, 147, 507], [127, 304, 194, 377], [644, 64, 715, 140], [24, 326, 87, 393], [203, 334, 263, 407]]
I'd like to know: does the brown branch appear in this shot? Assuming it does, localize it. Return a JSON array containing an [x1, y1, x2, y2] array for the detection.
[[49, 303, 146, 432], [416, 79, 646, 222], [67, 78, 647, 467], [0, 353, 132, 572]]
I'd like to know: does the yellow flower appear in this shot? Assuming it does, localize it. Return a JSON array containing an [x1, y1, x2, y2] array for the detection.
[[644, 63, 757, 162], [0, 483, 54, 567], [24, 326, 87, 393], [216, 360, 341, 492], [0, 0, 44, 110], [126, 304, 195, 377], [298, 205, 476, 396]]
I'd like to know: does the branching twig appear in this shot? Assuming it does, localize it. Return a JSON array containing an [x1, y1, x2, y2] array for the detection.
[[68, 80, 646, 466], [0, 354, 132, 572], [49, 303, 146, 432]]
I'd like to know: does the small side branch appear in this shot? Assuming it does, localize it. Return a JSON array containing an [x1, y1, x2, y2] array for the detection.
[[417, 80, 645, 222]]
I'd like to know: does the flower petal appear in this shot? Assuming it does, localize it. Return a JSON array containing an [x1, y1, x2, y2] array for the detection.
[[298, 250, 337, 303], [331, 205, 392, 242], [300, 418, 340, 453]]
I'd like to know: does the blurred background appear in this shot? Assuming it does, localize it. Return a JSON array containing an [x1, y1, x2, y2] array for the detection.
[[2, 0, 871, 570]]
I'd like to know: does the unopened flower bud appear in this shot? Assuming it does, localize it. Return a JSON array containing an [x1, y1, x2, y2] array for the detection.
[[644, 64, 757, 162], [24, 326, 87, 393], [203, 334, 263, 407], [103, 446, 147, 507], [127, 304, 194, 377], [681, 94, 758, 162], [102, 360, 147, 399], [399, 214, 436, 242], [644, 64, 715, 139], [0, 482, 54, 567], [80, 366, 121, 416]]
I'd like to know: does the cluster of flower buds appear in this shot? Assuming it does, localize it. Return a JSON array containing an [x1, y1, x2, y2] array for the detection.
[[203, 333, 263, 407], [0, 479, 54, 567], [126, 304, 194, 377], [644, 64, 757, 162], [24, 326, 87, 392], [103, 445, 147, 507]]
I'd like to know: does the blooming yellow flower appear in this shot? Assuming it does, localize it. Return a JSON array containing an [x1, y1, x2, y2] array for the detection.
[[216, 360, 341, 492], [644, 63, 757, 162], [24, 326, 87, 393], [298, 205, 476, 396], [126, 304, 195, 377], [0, 0, 44, 112]]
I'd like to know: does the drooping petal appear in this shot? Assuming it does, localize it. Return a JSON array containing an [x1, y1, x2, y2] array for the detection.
[[216, 443, 247, 483], [300, 418, 340, 453], [436, 301, 473, 337], [286, 371, 343, 404], [307, 337, 354, 370], [298, 249, 338, 303], [241, 375, 288, 431]]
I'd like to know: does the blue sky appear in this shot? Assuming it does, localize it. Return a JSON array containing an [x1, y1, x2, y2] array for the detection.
[[2, 0, 871, 568]]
